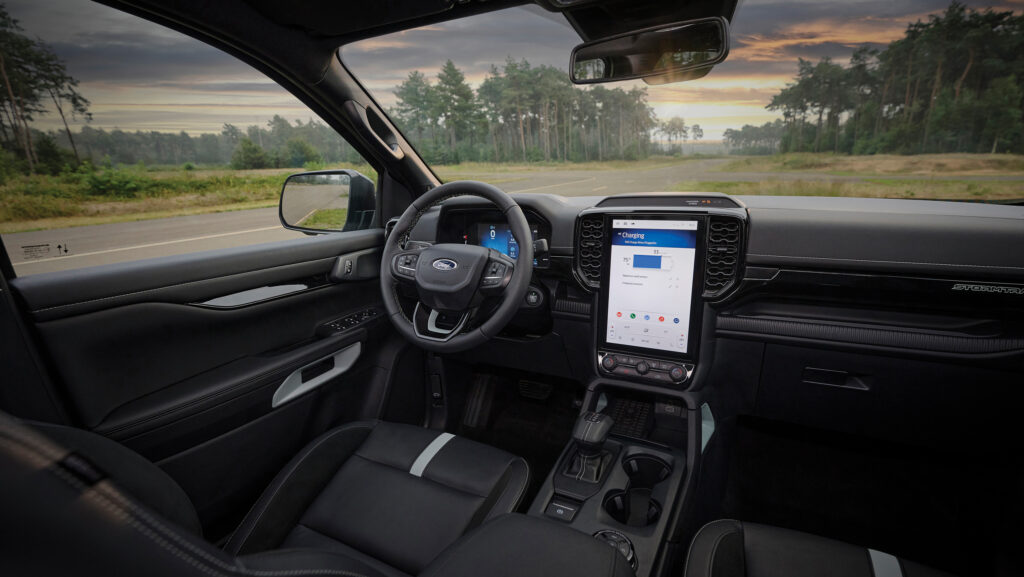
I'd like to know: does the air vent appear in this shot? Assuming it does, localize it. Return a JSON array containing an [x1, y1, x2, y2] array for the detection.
[[704, 217, 743, 297], [575, 214, 605, 288]]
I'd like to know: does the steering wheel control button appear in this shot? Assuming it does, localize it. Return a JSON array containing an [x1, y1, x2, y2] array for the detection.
[[394, 254, 419, 278], [544, 499, 579, 523], [481, 260, 511, 289]]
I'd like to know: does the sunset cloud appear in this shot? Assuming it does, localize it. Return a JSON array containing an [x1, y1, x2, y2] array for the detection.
[[7, 0, 1018, 141]]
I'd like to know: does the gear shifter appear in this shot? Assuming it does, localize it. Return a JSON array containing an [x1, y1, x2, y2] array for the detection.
[[563, 412, 614, 483]]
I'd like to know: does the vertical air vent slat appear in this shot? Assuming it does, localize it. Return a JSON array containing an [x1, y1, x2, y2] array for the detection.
[[575, 215, 604, 289], [704, 217, 743, 297]]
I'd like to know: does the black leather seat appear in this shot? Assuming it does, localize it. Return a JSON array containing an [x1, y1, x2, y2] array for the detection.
[[0, 411, 634, 577], [20, 417, 529, 577], [224, 421, 530, 575], [685, 520, 956, 577]]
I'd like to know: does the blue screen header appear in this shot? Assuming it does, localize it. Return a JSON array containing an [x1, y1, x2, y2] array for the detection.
[[611, 228, 697, 249]]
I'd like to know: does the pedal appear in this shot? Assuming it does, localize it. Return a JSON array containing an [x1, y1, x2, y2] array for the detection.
[[462, 375, 495, 430]]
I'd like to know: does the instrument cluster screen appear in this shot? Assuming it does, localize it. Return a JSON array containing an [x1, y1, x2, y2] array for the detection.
[[476, 223, 538, 261]]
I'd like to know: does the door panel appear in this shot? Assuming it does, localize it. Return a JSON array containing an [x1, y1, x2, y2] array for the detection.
[[14, 230, 381, 321], [7, 230, 397, 536], [31, 284, 378, 431]]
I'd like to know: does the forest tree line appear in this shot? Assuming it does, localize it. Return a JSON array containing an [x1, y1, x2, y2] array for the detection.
[[54, 118, 366, 169], [391, 59, 687, 164], [729, 2, 1023, 155]]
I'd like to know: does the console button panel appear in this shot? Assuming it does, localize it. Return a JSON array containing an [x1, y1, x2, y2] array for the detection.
[[598, 351, 693, 385]]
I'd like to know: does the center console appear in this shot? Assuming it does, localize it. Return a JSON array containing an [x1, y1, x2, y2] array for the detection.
[[526, 199, 746, 576], [528, 406, 689, 577]]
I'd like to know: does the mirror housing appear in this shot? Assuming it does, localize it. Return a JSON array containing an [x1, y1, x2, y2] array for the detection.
[[279, 169, 377, 233], [570, 17, 729, 85]]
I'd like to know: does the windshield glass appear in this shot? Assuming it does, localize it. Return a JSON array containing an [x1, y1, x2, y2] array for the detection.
[[342, 2, 1024, 202]]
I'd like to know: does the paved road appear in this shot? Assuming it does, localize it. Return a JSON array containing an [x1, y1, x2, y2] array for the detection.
[[8, 209, 306, 275], [7, 159, 1023, 275]]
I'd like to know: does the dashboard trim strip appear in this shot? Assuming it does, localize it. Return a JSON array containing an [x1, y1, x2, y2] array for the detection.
[[717, 315, 1024, 354]]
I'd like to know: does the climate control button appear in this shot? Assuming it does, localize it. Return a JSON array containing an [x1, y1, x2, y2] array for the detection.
[[601, 355, 617, 370], [669, 366, 686, 382]]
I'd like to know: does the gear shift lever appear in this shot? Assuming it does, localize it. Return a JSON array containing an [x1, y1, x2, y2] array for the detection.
[[564, 412, 614, 483], [574, 412, 613, 456]]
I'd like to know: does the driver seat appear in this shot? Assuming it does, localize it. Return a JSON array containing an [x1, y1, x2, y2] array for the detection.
[[15, 416, 529, 577]]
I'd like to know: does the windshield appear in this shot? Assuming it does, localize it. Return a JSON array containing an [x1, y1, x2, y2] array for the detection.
[[342, 2, 1024, 202]]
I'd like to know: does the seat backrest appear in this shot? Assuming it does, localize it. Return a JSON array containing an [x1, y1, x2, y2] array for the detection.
[[28, 420, 202, 535], [0, 411, 233, 577]]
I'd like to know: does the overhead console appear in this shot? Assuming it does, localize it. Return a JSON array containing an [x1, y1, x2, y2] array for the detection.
[[575, 194, 747, 388]]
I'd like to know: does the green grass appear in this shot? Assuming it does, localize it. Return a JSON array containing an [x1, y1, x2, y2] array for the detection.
[[299, 208, 348, 229], [0, 168, 289, 232], [0, 163, 378, 233], [718, 153, 1024, 176], [673, 179, 1024, 200]]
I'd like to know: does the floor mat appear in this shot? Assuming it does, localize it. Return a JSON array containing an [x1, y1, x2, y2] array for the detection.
[[457, 372, 581, 509], [721, 417, 1021, 577]]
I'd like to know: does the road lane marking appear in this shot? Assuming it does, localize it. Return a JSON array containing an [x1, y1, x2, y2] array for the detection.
[[12, 226, 282, 265], [592, 186, 608, 192], [509, 177, 594, 193]]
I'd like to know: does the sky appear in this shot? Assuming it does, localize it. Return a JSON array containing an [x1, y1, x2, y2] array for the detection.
[[7, 0, 1024, 142]]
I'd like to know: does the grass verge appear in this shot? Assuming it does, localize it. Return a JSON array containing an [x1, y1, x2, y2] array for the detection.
[[299, 208, 348, 229], [718, 153, 1024, 176], [674, 179, 1024, 200]]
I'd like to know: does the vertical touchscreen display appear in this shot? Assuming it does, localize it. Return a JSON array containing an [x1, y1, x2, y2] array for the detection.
[[605, 219, 698, 354]]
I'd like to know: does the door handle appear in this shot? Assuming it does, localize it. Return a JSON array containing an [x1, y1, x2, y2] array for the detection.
[[801, 367, 871, 391]]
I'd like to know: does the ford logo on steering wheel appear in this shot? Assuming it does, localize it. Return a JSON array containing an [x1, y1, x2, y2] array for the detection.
[[432, 258, 458, 271]]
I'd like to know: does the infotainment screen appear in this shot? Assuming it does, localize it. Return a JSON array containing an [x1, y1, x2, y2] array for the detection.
[[602, 218, 700, 356]]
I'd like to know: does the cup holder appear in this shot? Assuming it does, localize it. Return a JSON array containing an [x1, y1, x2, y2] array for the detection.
[[602, 454, 672, 527], [603, 488, 662, 527], [622, 454, 672, 487]]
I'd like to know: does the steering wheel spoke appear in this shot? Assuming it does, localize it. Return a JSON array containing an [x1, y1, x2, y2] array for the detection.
[[412, 302, 471, 342]]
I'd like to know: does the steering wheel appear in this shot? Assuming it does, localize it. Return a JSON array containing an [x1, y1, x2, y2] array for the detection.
[[380, 181, 534, 353]]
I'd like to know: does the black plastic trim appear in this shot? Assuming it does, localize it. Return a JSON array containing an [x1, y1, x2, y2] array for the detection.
[[716, 315, 1024, 355]]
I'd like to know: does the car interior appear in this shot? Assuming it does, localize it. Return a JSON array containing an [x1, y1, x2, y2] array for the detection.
[[1, 1, 1022, 577]]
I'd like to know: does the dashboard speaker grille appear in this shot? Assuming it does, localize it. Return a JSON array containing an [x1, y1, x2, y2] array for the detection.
[[704, 216, 743, 297], [575, 215, 605, 288]]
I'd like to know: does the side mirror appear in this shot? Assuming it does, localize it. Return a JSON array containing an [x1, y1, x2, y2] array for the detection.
[[279, 169, 377, 233], [570, 17, 729, 85]]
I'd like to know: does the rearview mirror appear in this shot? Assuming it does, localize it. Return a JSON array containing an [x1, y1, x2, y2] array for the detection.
[[570, 17, 729, 85], [279, 169, 377, 233]]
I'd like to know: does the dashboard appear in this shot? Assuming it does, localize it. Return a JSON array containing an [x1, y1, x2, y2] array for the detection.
[[420, 191, 1024, 393]]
